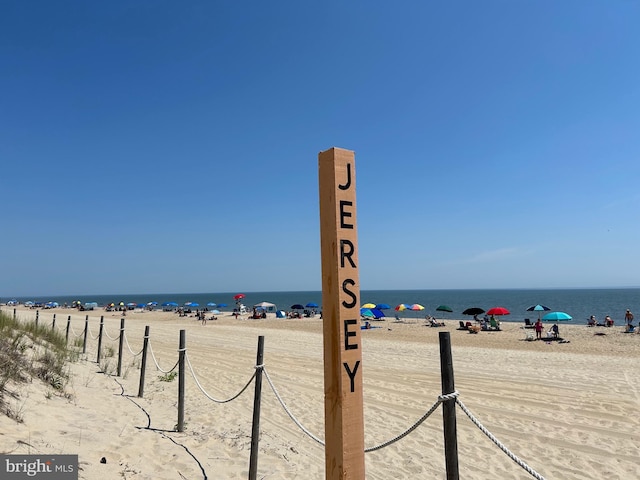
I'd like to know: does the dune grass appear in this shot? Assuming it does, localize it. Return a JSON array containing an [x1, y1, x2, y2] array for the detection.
[[0, 310, 75, 421]]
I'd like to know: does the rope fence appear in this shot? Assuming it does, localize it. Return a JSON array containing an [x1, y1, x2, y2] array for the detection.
[[103, 326, 120, 341], [87, 323, 100, 340], [0, 307, 547, 479], [148, 340, 180, 374], [185, 351, 257, 403], [123, 331, 145, 357]]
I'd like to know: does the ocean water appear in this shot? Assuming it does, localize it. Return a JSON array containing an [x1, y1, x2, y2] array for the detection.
[[4, 288, 639, 326]]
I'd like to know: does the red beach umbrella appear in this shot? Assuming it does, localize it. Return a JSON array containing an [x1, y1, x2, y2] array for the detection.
[[486, 306, 510, 316], [233, 294, 246, 300]]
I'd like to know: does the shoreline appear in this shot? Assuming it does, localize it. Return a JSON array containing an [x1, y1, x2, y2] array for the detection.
[[2, 305, 640, 479]]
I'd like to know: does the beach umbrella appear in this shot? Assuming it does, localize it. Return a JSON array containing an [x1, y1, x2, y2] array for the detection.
[[305, 302, 319, 308], [409, 303, 425, 320], [395, 304, 409, 311], [436, 305, 454, 313], [462, 307, 485, 316], [218, 303, 228, 308], [376, 303, 391, 310], [290, 304, 304, 310], [207, 302, 217, 307], [486, 307, 510, 316], [542, 311, 572, 322], [162, 301, 178, 307], [234, 294, 246, 300], [527, 304, 551, 320], [361, 303, 377, 309], [211, 309, 220, 314], [360, 308, 374, 318], [254, 301, 276, 309]]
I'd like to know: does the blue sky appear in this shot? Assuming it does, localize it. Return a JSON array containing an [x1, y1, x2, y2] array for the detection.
[[2, 1, 640, 296]]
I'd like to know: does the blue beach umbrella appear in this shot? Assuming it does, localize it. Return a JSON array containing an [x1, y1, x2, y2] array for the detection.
[[162, 301, 178, 307], [360, 308, 374, 318], [306, 302, 319, 308], [218, 303, 228, 308], [207, 302, 217, 307], [527, 304, 551, 320], [376, 303, 391, 310], [542, 311, 572, 322]]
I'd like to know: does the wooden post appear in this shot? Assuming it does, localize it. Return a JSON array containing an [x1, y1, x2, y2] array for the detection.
[[52, 313, 56, 330], [318, 147, 365, 479], [82, 315, 89, 354], [248, 336, 265, 480], [35, 310, 39, 329], [177, 329, 186, 432], [138, 326, 150, 398], [117, 318, 125, 376], [96, 316, 104, 364], [439, 331, 459, 480], [65, 315, 71, 344]]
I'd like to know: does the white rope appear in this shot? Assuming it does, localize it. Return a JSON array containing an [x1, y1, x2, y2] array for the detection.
[[456, 398, 546, 480], [148, 341, 179, 374], [87, 324, 99, 340], [185, 352, 256, 403], [69, 325, 84, 338], [103, 326, 120, 341], [364, 394, 449, 452], [123, 332, 145, 357], [263, 367, 325, 446]]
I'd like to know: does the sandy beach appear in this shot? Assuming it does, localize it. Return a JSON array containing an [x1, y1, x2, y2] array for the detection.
[[2, 305, 640, 479]]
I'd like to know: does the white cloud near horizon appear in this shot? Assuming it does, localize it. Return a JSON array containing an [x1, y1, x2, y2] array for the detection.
[[447, 247, 534, 266]]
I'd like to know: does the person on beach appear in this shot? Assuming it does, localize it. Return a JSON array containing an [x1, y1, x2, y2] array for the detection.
[[588, 315, 596, 326], [625, 309, 634, 326], [550, 323, 559, 338], [605, 315, 614, 327], [534, 318, 543, 339]]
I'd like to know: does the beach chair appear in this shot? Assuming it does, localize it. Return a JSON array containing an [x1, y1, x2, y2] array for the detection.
[[524, 330, 535, 341], [490, 318, 501, 331], [524, 318, 534, 329], [458, 321, 468, 330]]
